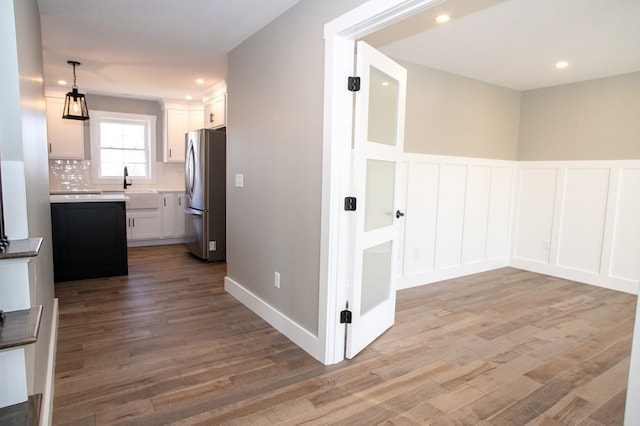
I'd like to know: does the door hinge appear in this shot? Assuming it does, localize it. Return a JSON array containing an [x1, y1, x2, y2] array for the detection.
[[340, 309, 352, 324], [344, 196, 357, 211], [348, 76, 361, 92]]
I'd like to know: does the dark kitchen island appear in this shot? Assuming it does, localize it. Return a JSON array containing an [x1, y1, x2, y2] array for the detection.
[[50, 194, 128, 282]]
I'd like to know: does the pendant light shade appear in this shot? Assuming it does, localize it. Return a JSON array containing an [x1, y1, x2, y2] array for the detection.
[[62, 60, 90, 120]]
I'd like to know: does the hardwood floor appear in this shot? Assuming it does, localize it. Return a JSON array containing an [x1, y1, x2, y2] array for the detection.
[[53, 245, 636, 425]]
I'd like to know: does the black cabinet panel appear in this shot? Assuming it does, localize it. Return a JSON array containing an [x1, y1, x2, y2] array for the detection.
[[51, 202, 128, 282]]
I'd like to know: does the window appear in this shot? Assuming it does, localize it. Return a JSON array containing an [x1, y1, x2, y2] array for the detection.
[[90, 110, 156, 184]]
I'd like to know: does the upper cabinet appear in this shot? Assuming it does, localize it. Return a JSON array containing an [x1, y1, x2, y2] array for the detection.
[[163, 104, 203, 163], [202, 80, 227, 130], [45, 96, 85, 159], [204, 94, 226, 129]]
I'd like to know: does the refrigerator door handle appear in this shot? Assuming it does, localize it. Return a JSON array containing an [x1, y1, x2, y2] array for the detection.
[[185, 142, 196, 198], [184, 207, 204, 216]]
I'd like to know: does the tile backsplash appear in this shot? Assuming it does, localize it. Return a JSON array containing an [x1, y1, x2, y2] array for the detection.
[[49, 160, 185, 192]]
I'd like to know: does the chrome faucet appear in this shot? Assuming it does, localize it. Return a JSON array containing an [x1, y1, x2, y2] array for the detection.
[[123, 166, 132, 189]]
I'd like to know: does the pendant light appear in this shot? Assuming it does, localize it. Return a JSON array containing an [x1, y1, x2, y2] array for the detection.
[[62, 60, 90, 120]]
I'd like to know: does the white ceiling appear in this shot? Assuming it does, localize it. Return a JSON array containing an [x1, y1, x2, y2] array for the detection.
[[367, 0, 640, 91], [38, 0, 303, 101], [38, 0, 640, 102]]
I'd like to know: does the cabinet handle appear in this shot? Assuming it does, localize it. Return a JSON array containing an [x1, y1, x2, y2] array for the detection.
[[169, 148, 172, 158], [178, 197, 181, 206], [132, 218, 135, 227], [210, 112, 214, 123], [164, 197, 166, 207], [49, 143, 52, 153]]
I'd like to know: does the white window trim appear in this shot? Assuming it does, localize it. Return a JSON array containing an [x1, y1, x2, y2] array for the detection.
[[90, 110, 157, 185]]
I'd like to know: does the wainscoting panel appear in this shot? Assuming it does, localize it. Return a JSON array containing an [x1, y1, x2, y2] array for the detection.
[[399, 155, 515, 289], [512, 167, 558, 264], [486, 167, 515, 260], [609, 168, 640, 283], [434, 164, 467, 270], [556, 168, 610, 274], [402, 161, 439, 276], [462, 166, 492, 264], [511, 161, 640, 294]]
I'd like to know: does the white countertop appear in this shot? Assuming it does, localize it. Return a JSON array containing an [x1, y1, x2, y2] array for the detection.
[[50, 194, 128, 203]]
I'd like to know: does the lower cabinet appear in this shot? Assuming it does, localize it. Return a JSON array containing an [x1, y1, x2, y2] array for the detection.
[[127, 210, 162, 241], [51, 201, 128, 282], [126, 192, 186, 246], [162, 192, 186, 238]]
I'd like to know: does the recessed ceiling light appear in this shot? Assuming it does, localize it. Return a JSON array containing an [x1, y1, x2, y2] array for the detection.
[[556, 60, 569, 69], [185, 95, 193, 100], [195, 78, 205, 85], [435, 14, 450, 24], [381, 81, 390, 87], [57, 79, 67, 85]]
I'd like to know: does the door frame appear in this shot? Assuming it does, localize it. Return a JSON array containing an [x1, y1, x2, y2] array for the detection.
[[318, 0, 441, 364]]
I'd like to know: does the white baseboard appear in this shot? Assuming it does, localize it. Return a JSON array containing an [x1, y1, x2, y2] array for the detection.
[[224, 276, 320, 362], [398, 259, 510, 290], [510, 258, 639, 295], [40, 298, 58, 426]]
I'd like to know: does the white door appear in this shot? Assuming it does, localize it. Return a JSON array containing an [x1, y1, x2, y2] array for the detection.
[[346, 41, 407, 358]]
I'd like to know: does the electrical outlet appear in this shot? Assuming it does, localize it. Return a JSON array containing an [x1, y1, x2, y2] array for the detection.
[[274, 271, 280, 289], [209, 241, 216, 251]]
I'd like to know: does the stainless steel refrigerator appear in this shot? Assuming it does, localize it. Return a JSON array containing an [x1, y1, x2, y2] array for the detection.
[[184, 128, 226, 261]]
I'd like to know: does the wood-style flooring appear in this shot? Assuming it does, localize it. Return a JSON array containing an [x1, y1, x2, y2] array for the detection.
[[53, 244, 637, 425]]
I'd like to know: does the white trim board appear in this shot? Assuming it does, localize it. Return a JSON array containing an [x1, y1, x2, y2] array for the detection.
[[40, 298, 59, 426], [224, 277, 320, 360]]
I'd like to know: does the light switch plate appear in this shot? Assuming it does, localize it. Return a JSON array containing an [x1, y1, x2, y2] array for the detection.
[[235, 174, 244, 188]]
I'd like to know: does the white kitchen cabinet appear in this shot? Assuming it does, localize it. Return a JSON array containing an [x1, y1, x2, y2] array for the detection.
[[164, 108, 188, 162], [189, 109, 203, 131], [204, 94, 226, 129], [162, 192, 186, 237], [127, 210, 162, 240], [45, 96, 85, 159], [164, 107, 204, 162]]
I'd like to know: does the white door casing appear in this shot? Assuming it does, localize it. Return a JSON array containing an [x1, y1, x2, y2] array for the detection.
[[320, 0, 446, 365]]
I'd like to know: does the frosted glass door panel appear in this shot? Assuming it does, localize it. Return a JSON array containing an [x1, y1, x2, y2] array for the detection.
[[368, 67, 399, 147], [361, 241, 393, 315], [365, 159, 396, 232]]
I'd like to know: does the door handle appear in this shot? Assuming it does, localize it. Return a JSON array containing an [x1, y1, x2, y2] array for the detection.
[[396, 210, 405, 219], [184, 207, 204, 216]]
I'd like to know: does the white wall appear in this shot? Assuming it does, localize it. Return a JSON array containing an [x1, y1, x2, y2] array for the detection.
[[511, 161, 640, 294]]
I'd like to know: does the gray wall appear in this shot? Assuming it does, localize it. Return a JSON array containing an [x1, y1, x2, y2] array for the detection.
[[83, 94, 164, 162], [401, 60, 521, 160], [518, 72, 640, 161], [227, 0, 368, 335], [1, 0, 55, 397]]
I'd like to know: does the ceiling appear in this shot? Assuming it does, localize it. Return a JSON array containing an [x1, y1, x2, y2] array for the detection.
[[366, 0, 640, 91], [38, 0, 303, 101], [37, 0, 640, 102]]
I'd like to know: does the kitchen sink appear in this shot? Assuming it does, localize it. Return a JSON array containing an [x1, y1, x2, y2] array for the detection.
[[122, 190, 161, 209]]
